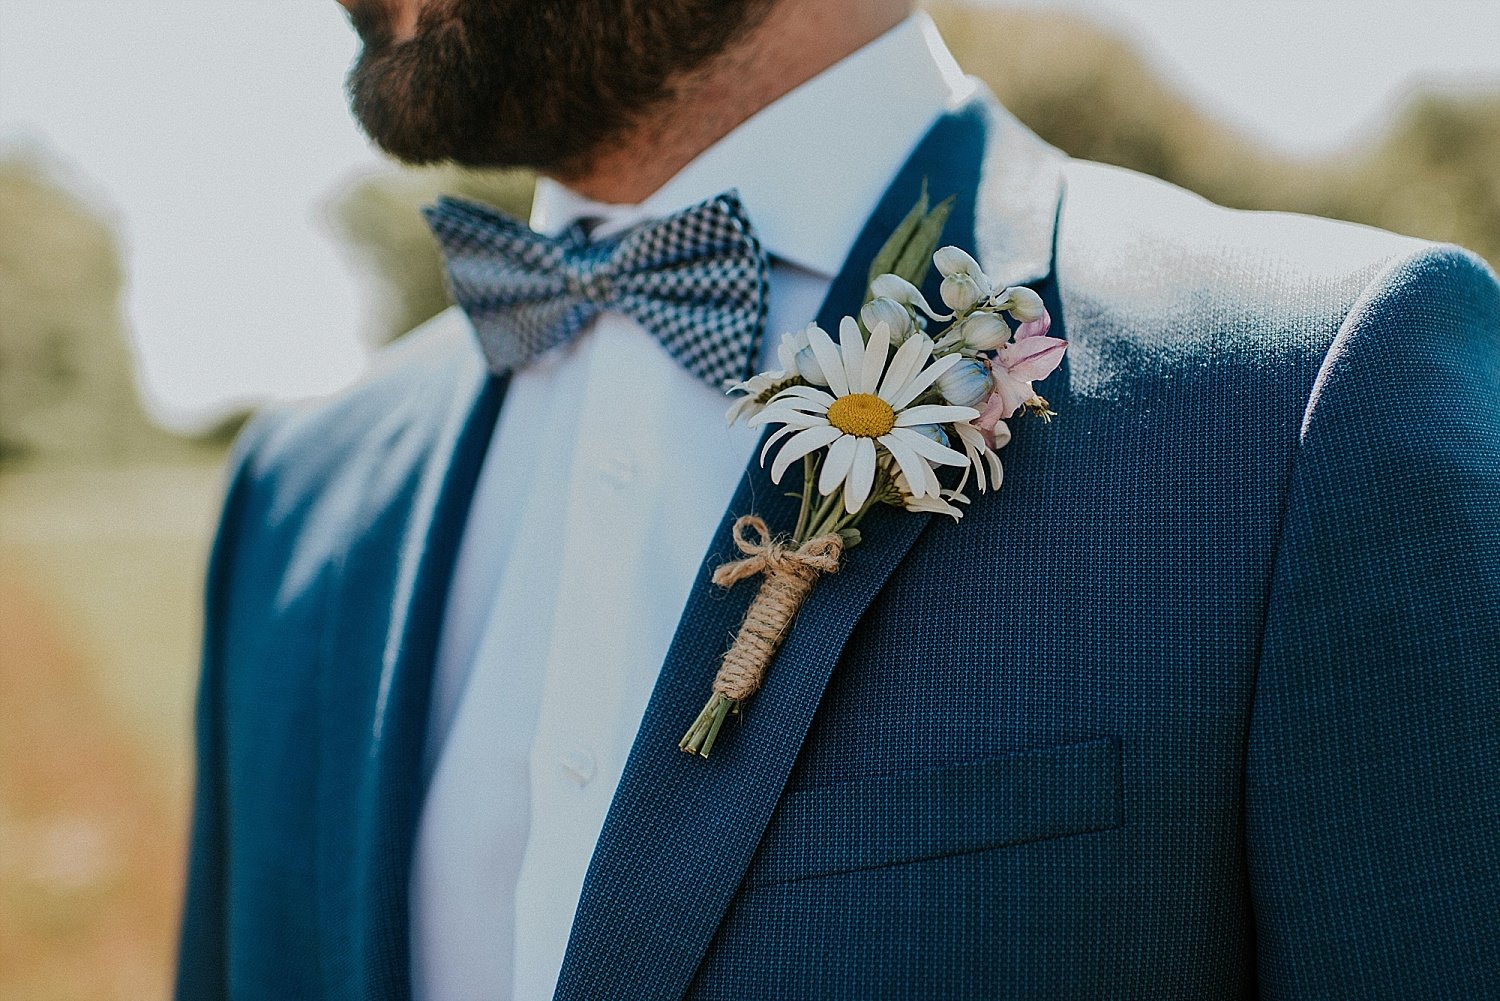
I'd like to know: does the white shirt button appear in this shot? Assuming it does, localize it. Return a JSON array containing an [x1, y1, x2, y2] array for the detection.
[[559, 748, 596, 786]]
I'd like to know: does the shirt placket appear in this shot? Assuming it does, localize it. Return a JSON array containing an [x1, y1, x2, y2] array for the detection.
[[510, 313, 668, 999]]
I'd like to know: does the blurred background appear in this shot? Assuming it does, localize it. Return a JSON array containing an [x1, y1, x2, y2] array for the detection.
[[1, 0, 1496, 996]]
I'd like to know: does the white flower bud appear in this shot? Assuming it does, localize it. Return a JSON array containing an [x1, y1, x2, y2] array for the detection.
[[996, 285, 1046, 323], [934, 247, 993, 315], [933, 246, 985, 281], [778, 324, 829, 385], [908, 423, 951, 447], [860, 296, 915, 345], [951, 311, 1011, 351], [794, 346, 828, 385], [870, 272, 950, 320], [935, 358, 993, 408], [871, 273, 918, 301], [775, 331, 799, 373], [941, 274, 988, 314]]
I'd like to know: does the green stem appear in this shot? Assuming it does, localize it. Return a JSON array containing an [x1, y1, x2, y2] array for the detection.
[[679, 692, 740, 758], [802, 480, 844, 543], [793, 453, 815, 542], [809, 466, 892, 540]]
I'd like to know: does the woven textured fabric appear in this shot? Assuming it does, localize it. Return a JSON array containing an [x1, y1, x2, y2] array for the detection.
[[176, 94, 1500, 1000], [422, 191, 769, 390]]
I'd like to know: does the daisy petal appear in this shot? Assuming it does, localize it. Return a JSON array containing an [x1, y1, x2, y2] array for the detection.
[[888, 425, 969, 467], [879, 433, 935, 499], [818, 434, 858, 496], [725, 396, 755, 427], [952, 421, 985, 449], [757, 405, 829, 424], [747, 405, 826, 428], [877, 332, 934, 403], [767, 385, 837, 407], [752, 415, 827, 459], [759, 421, 805, 466], [889, 352, 964, 410], [986, 450, 1004, 488], [770, 424, 844, 482], [906, 494, 966, 521], [844, 437, 877, 513], [805, 322, 850, 397], [859, 317, 890, 395], [761, 400, 835, 418], [921, 459, 943, 496], [894, 404, 981, 427], [838, 316, 867, 393], [951, 423, 987, 491]]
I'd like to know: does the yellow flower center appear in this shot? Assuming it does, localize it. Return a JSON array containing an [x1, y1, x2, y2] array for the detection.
[[826, 392, 896, 438]]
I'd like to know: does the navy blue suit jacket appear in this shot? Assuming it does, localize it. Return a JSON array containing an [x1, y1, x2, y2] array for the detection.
[[177, 97, 1500, 998]]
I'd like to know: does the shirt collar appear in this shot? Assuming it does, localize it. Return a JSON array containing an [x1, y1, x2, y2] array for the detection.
[[528, 11, 973, 279]]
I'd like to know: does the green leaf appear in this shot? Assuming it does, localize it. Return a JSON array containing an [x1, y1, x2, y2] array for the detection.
[[893, 194, 955, 290], [865, 181, 929, 294]]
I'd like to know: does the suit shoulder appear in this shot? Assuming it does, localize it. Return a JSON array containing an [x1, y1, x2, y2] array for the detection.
[[1343, 241, 1500, 333], [234, 307, 485, 490], [221, 307, 490, 566], [1057, 158, 1436, 323], [1047, 160, 1500, 419], [1307, 242, 1500, 426]]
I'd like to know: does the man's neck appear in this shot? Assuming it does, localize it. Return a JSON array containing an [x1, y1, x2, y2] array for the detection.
[[551, 0, 912, 205]]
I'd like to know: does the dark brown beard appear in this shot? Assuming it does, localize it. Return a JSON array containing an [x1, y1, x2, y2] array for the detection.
[[345, 0, 777, 172]]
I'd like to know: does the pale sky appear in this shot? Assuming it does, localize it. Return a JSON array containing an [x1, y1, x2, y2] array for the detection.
[[1, 1, 1496, 430]]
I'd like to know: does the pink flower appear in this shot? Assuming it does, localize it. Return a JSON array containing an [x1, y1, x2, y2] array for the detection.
[[974, 309, 1065, 439], [1014, 308, 1053, 341]]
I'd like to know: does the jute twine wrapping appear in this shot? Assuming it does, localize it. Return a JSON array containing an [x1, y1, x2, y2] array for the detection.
[[709, 515, 844, 701]]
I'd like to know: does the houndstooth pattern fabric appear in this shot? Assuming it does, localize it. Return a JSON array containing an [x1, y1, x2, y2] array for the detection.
[[423, 191, 770, 390]]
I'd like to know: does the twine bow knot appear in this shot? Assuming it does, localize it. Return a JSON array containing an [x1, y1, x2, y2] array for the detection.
[[711, 515, 843, 589], [680, 515, 845, 756], [704, 515, 844, 704]]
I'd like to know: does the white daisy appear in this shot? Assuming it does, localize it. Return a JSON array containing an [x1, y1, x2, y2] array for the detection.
[[748, 316, 979, 514], [723, 325, 831, 426]]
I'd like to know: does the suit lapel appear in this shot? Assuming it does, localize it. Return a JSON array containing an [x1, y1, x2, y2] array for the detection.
[[555, 94, 1065, 1000], [315, 346, 506, 998]]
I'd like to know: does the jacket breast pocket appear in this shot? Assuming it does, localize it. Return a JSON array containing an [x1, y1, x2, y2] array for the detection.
[[744, 736, 1124, 889]]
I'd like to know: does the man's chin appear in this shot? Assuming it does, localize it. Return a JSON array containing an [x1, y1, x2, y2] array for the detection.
[[347, 48, 591, 170], [340, 0, 413, 50], [343, 10, 389, 51]]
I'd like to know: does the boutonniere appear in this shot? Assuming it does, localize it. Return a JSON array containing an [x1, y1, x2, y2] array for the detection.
[[680, 189, 1067, 758]]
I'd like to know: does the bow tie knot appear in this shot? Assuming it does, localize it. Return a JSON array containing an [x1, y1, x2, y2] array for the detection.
[[424, 191, 770, 390], [566, 267, 609, 303]]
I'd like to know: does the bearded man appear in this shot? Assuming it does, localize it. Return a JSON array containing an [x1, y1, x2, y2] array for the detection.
[[175, 0, 1500, 997]]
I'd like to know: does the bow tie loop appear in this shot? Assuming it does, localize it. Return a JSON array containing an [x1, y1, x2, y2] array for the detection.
[[424, 191, 770, 390]]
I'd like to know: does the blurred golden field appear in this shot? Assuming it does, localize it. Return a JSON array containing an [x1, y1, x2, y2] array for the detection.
[[0, 464, 224, 1001], [1, 4, 1496, 997]]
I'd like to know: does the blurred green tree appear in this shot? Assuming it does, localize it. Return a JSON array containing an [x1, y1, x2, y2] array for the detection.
[[0, 157, 196, 467], [1315, 93, 1500, 266], [932, 4, 1500, 266]]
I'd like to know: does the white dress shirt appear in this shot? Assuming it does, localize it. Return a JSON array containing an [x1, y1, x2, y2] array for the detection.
[[409, 13, 973, 1000]]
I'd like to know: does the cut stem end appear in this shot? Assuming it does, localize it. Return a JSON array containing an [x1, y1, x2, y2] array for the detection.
[[678, 693, 740, 758]]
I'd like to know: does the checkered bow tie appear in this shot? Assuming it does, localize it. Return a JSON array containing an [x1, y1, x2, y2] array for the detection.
[[423, 191, 770, 390]]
